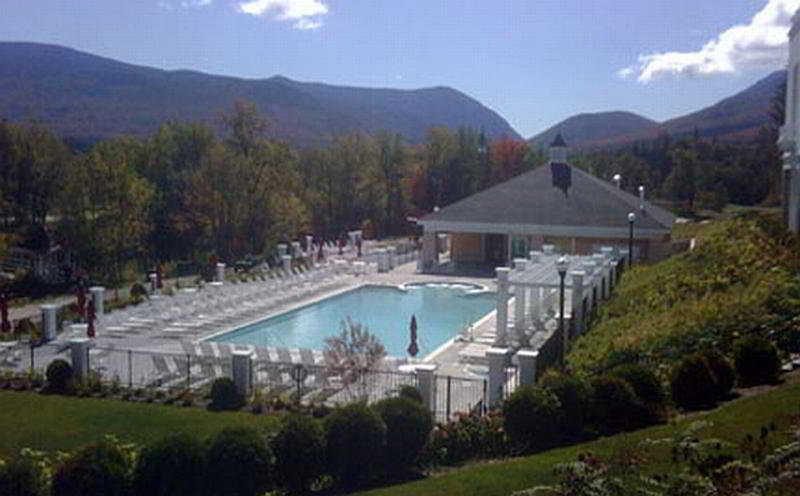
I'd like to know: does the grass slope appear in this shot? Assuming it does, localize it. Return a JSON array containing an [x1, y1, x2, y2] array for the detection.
[[355, 380, 800, 496], [0, 391, 279, 457]]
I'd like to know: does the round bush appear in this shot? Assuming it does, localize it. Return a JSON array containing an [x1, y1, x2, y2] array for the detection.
[[204, 428, 274, 496], [701, 350, 736, 399], [133, 433, 204, 496], [734, 336, 781, 386], [46, 359, 74, 393], [0, 458, 45, 496], [51, 443, 130, 496], [271, 414, 326, 494], [373, 396, 433, 474], [608, 364, 665, 407], [671, 354, 718, 411], [588, 376, 648, 435], [209, 377, 244, 411], [538, 370, 592, 441], [502, 386, 561, 451], [324, 403, 387, 488], [397, 384, 424, 404]]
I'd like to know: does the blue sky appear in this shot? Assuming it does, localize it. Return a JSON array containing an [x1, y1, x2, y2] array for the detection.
[[2, 0, 798, 138]]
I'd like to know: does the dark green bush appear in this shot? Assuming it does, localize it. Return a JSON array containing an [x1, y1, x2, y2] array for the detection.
[[51, 442, 131, 496], [271, 413, 326, 495], [671, 354, 718, 410], [588, 376, 648, 435], [373, 396, 433, 474], [502, 386, 561, 451], [208, 377, 244, 411], [733, 336, 782, 386], [609, 363, 666, 422], [324, 403, 387, 488], [539, 370, 593, 441], [397, 384, 424, 404], [46, 359, 74, 394], [129, 283, 148, 301], [701, 349, 736, 398], [205, 427, 274, 496], [0, 458, 45, 496], [133, 433, 204, 496]]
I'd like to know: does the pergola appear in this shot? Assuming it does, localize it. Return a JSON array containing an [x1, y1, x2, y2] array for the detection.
[[493, 244, 622, 348]]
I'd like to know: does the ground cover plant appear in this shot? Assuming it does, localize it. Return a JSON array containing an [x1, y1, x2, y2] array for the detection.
[[568, 213, 800, 376]]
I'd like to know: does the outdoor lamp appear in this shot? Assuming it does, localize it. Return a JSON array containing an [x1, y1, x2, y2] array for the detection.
[[627, 212, 636, 268], [555, 256, 569, 362]]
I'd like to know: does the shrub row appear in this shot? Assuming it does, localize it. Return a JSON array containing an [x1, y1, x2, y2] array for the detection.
[[0, 388, 433, 495]]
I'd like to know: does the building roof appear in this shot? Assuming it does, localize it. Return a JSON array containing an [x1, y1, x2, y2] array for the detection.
[[551, 132, 567, 147], [419, 164, 675, 237]]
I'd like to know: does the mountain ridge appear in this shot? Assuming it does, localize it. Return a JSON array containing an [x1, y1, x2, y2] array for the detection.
[[0, 42, 521, 147]]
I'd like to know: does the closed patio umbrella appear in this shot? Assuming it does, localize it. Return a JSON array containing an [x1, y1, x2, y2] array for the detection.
[[407, 314, 419, 358], [0, 293, 10, 334], [86, 299, 96, 338]]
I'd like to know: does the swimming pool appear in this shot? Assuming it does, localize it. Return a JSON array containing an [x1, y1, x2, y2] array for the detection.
[[211, 283, 496, 357]]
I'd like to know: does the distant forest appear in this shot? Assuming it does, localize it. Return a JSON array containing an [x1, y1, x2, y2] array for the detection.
[[0, 96, 784, 287]]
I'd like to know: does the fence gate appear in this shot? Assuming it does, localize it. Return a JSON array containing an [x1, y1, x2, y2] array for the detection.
[[433, 375, 487, 423]]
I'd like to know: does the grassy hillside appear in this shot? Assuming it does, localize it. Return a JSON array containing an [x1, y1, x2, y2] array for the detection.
[[569, 213, 800, 374]]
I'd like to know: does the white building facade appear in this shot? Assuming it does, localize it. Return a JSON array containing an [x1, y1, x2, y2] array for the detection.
[[779, 9, 800, 233]]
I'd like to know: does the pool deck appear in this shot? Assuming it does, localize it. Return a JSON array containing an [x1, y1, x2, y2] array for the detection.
[[27, 261, 503, 380]]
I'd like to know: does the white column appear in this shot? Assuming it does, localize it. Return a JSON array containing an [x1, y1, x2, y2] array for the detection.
[[305, 235, 314, 254], [486, 347, 509, 408], [89, 286, 105, 316], [215, 263, 226, 283], [281, 255, 292, 273], [291, 241, 302, 258], [70, 338, 91, 380], [414, 363, 438, 413], [514, 259, 527, 331], [516, 350, 538, 387], [570, 270, 586, 335], [495, 267, 511, 347], [41, 304, 58, 342], [277, 243, 288, 257], [387, 246, 397, 269], [421, 231, 436, 272], [231, 350, 253, 397]]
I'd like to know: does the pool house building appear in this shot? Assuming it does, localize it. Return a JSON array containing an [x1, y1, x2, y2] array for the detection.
[[417, 135, 677, 273]]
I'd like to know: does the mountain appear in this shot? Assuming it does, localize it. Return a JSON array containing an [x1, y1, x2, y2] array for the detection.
[[529, 70, 786, 148], [0, 42, 521, 147], [529, 111, 659, 148]]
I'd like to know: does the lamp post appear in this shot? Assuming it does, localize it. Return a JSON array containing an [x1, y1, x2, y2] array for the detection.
[[627, 212, 636, 268], [555, 256, 569, 363]]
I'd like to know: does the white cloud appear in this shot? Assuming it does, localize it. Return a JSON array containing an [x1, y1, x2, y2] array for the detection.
[[621, 0, 800, 83], [237, 0, 328, 29], [159, 0, 212, 10]]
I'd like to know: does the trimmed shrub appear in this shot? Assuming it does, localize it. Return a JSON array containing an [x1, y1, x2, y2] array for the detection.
[[539, 370, 593, 441], [702, 349, 736, 398], [51, 442, 131, 496], [420, 411, 509, 467], [205, 427, 274, 496], [129, 283, 148, 302], [734, 336, 782, 386], [324, 403, 387, 488], [671, 354, 718, 411], [397, 384, 424, 404], [0, 458, 46, 496], [502, 386, 561, 452], [272, 413, 326, 495], [373, 396, 433, 474], [133, 433, 204, 496], [588, 376, 648, 435], [209, 377, 244, 411], [609, 363, 666, 423], [46, 359, 74, 394]]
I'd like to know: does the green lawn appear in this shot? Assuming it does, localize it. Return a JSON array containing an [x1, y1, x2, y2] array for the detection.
[[0, 391, 280, 457], [355, 380, 800, 496]]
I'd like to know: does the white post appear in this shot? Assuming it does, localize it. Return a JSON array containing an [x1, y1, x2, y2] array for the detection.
[[41, 304, 58, 342], [514, 259, 527, 331], [231, 350, 253, 397], [70, 338, 91, 380], [387, 246, 397, 269], [570, 271, 586, 335], [305, 235, 313, 255], [415, 363, 438, 414], [516, 350, 538, 387], [215, 263, 226, 283], [277, 243, 288, 257], [486, 347, 509, 408], [495, 267, 511, 347], [89, 286, 105, 317], [281, 255, 292, 274]]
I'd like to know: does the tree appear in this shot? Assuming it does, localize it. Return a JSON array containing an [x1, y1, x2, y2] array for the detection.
[[323, 318, 386, 401], [664, 146, 698, 212]]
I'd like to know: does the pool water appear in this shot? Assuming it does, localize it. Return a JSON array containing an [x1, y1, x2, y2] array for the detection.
[[211, 284, 496, 357]]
